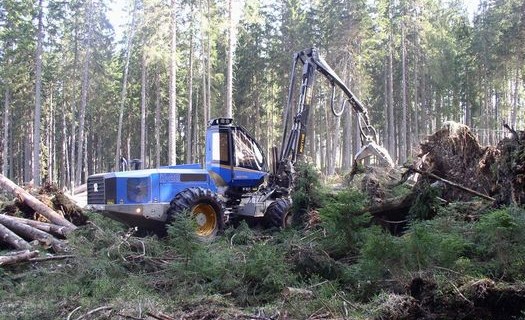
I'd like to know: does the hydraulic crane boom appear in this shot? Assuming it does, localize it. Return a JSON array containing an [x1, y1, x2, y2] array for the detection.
[[275, 48, 394, 189]]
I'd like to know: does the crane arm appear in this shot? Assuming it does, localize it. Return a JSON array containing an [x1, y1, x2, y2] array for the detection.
[[272, 48, 394, 193]]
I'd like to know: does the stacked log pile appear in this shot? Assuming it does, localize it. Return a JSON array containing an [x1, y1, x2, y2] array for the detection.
[[0, 174, 87, 266]]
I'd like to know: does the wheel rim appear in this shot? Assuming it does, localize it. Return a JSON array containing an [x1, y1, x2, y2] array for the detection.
[[192, 203, 217, 237]]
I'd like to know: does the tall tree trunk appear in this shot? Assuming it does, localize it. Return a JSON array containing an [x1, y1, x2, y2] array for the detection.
[[33, 0, 44, 186], [342, 56, 352, 171], [61, 109, 68, 189], [24, 126, 33, 184], [200, 0, 209, 132], [308, 95, 316, 163], [47, 89, 54, 184], [140, 53, 147, 170], [400, 15, 408, 164], [75, 0, 93, 186], [155, 67, 161, 167], [2, 88, 9, 177], [332, 114, 340, 174], [225, 0, 233, 118], [116, 0, 137, 170], [510, 67, 519, 128], [413, 33, 420, 149], [168, 0, 178, 165], [200, 2, 208, 160], [187, 31, 194, 163], [387, 5, 396, 163]]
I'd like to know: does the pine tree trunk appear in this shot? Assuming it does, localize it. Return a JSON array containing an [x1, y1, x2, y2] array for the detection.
[[187, 31, 194, 163], [2, 88, 9, 177], [342, 57, 352, 171], [200, 0, 209, 133], [387, 2, 395, 162], [155, 67, 161, 167], [225, 0, 234, 118], [169, 0, 178, 165], [400, 17, 408, 164], [308, 97, 316, 163], [33, 0, 44, 186], [61, 109, 68, 189], [413, 33, 420, 150], [510, 68, 519, 128], [24, 128, 32, 184], [116, 0, 137, 169], [140, 53, 147, 169], [75, 0, 93, 186]]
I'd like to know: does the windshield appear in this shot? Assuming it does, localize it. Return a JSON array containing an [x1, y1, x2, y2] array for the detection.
[[232, 128, 266, 171]]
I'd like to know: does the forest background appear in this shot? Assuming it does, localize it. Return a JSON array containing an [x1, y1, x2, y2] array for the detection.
[[0, 0, 523, 189]]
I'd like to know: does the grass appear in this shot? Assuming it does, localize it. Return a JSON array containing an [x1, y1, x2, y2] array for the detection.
[[2, 168, 525, 319], [0, 210, 360, 319]]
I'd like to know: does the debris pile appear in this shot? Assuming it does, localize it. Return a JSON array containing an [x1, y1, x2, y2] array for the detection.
[[375, 277, 525, 320], [416, 121, 525, 205]]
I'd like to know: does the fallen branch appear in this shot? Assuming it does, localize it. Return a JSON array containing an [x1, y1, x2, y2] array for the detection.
[[74, 305, 113, 320], [0, 222, 32, 250], [0, 173, 76, 230], [0, 250, 39, 266], [0, 214, 68, 252], [407, 166, 496, 202], [145, 311, 176, 320], [29, 254, 75, 262]]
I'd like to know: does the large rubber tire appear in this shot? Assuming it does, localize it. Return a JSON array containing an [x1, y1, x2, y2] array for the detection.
[[264, 198, 292, 229], [167, 187, 224, 240]]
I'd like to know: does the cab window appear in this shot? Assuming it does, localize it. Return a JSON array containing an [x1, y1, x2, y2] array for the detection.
[[232, 128, 265, 171], [212, 131, 230, 164]]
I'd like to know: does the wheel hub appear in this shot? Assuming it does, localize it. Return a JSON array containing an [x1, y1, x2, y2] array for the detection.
[[192, 203, 217, 237], [195, 212, 207, 227]]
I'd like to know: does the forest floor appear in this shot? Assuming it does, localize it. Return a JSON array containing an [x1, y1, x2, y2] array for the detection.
[[1, 122, 525, 320]]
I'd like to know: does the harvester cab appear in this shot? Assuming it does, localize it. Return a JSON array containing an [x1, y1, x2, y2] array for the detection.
[[205, 118, 267, 189], [86, 47, 394, 239]]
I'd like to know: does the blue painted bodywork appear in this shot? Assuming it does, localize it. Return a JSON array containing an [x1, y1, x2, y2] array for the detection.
[[103, 167, 217, 205]]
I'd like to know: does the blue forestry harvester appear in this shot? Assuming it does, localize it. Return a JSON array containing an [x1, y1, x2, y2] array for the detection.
[[87, 48, 394, 239]]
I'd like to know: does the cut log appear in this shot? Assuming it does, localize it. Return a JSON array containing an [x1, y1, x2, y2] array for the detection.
[[6, 215, 70, 237], [282, 287, 314, 299], [0, 250, 39, 266], [0, 222, 32, 250], [73, 183, 87, 195], [0, 173, 76, 230], [0, 214, 67, 252]]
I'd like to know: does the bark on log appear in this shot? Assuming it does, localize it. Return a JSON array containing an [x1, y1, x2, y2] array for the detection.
[[0, 214, 67, 252], [73, 183, 87, 195], [0, 250, 39, 266], [282, 287, 314, 299], [0, 173, 76, 230], [0, 222, 32, 250], [6, 215, 70, 237]]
